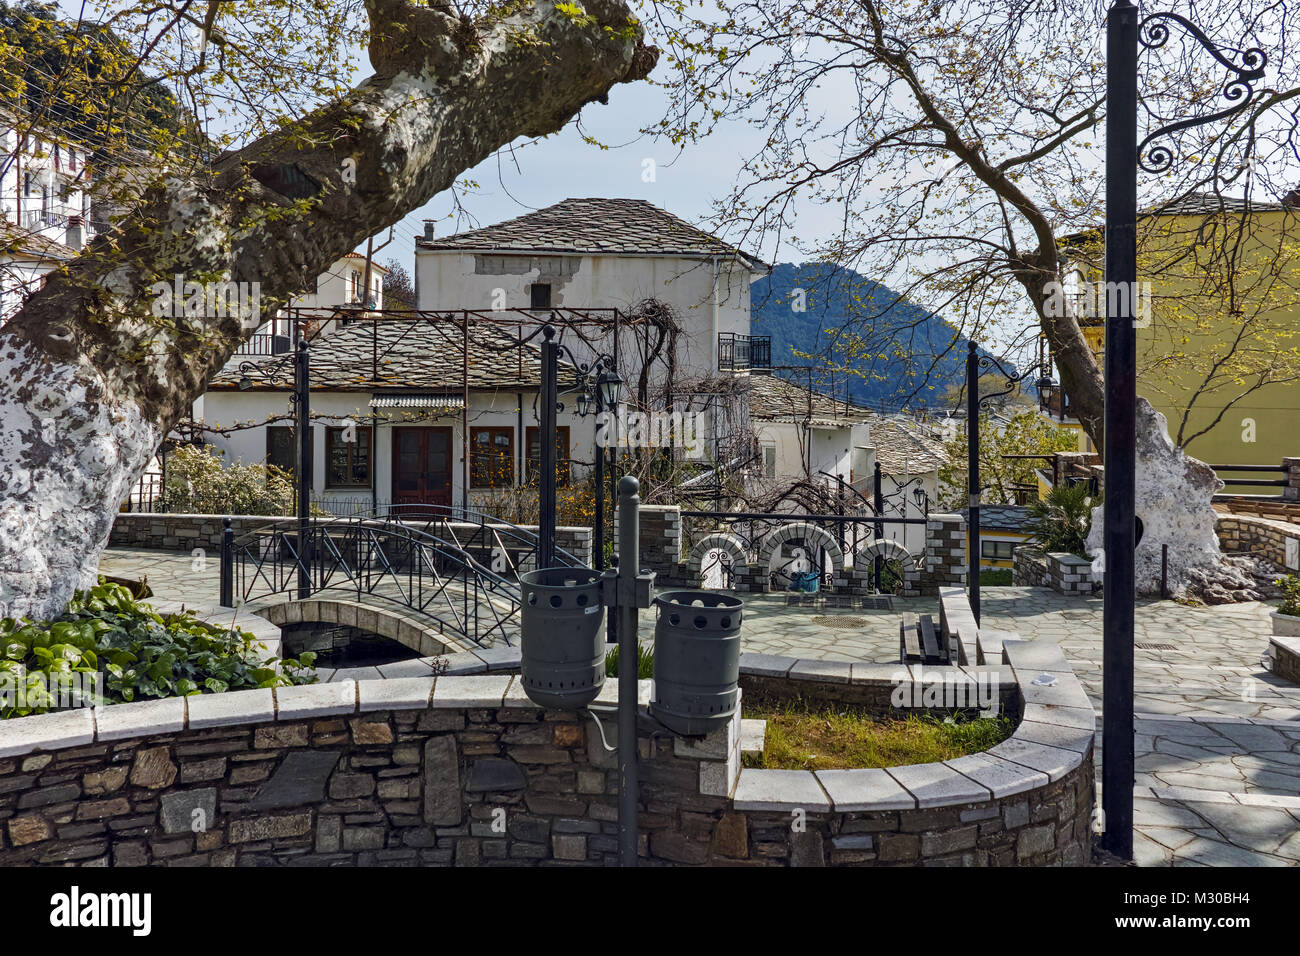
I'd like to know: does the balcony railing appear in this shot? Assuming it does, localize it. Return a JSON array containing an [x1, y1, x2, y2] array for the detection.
[[232, 319, 298, 358], [719, 332, 771, 371]]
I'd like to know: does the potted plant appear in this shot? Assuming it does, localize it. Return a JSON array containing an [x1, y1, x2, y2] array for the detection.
[[1271, 574, 1300, 638], [1025, 482, 1099, 558]]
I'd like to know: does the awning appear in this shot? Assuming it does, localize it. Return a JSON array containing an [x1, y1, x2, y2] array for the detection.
[[369, 393, 466, 411]]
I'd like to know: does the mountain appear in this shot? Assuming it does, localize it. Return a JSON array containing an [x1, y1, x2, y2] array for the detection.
[[750, 262, 1009, 411]]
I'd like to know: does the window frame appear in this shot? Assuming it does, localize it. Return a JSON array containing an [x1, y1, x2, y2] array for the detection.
[[324, 425, 373, 490], [525, 425, 571, 486], [980, 539, 1016, 560], [266, 425, 313, 477], [470, 426, 515, 490]]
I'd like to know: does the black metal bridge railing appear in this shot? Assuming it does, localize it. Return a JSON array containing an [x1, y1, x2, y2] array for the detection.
[[219, 506, 583, 647]]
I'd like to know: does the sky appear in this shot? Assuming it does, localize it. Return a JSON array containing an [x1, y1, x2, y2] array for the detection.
[[370, 70, 814, 278]]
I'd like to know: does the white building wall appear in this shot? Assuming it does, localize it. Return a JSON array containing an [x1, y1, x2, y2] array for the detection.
[[415, 250, 753, 382], [197, 388, 589, 514], [0, 126, 95, 321], [0, 127, 93, 247]]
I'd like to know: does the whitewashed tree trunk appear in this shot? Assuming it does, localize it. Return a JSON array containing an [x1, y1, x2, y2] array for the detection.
[[0, 0, 657, 619], [1083, 398, 1265, 602]]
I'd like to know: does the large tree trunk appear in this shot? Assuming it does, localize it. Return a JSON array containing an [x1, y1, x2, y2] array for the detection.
[[0, 0, 657, 620], [1026, 263, 1256, 601]]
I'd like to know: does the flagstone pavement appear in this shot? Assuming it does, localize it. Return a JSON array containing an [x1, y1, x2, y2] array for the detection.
[[99, 546, 1300, 866]]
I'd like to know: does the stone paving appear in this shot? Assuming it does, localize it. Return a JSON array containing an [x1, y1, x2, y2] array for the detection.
[[97, 547, 1300, 866]]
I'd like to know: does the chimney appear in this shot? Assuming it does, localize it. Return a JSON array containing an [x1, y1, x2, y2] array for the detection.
[[422, 219, 436, 241], [1284, 187, 1300, 210], [66, 216, 83, 251]]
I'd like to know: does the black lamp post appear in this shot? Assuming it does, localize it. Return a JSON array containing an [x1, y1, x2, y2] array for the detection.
[[964, 341, 1044, 623], [572, 362, 624, 572], [1098, 0, 1265, 861], [239, 340, 311, 599], [537, 323, 622, 571]]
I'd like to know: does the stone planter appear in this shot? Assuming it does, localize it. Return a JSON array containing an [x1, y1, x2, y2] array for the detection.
[[1046, 552, 1097, 596], [1271, 609, 1300, 638]]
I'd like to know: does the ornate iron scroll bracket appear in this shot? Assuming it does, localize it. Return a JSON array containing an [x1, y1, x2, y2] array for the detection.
[[975, 353, 1036, 410], [1137, 12, 1267, 173]]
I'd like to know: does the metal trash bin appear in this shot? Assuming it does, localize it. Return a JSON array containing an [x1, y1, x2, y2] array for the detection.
[[650, 590, 743, 736], [519, 567, 606, 709]]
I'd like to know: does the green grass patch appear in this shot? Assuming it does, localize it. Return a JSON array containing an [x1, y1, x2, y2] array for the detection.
[[741, 698, 1013, 771], [979, 569, 1013, 586], [604, 644, 654, 679]]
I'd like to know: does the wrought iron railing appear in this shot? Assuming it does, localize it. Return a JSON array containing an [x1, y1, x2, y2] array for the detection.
[[222, 507, 583, 646], [718, 333, 772, 371]]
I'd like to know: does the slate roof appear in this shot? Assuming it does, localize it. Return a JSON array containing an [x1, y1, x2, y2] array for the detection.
[[862, 414, 948, 474], [747, 374, 874, 425], [417, 198, 769, 272], [1150, 190, 1296, 216], [0, 223, 76, 261], [1060, 189, 1298, 246], [210, 318, 579, 392], [960, 504, 1033, 533]]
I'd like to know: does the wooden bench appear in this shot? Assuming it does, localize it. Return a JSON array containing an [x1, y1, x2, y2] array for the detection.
[[899, 613, 946, 665]]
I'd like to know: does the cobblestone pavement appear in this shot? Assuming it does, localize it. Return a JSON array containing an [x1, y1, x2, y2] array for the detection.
[[99, 548, 1300, 865]]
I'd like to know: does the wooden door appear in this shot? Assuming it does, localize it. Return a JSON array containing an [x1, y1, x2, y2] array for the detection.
[[391, 427, 453, 511]]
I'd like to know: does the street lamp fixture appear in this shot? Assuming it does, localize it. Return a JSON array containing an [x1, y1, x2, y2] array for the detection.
[[532, 323, 620, 570], [1097, 0, 1267, 862], [597, 368, 623, 408]]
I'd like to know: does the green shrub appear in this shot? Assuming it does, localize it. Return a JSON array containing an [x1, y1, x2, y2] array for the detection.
[[604, 643, 654, 678], [1026, 482, 1099, 559], [1277, 574, 1300, 617], [162, 443, 297, 515], [0, 580, 315, 718]]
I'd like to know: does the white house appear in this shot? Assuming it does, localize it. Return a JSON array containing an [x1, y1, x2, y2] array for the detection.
[[200, 318, 581, 515], [189, 199, 933, 534], [414, 198, 767, 381], [0, 120, 95, 321], [743, 376, 944, 554], [192, 199, 773, 514]]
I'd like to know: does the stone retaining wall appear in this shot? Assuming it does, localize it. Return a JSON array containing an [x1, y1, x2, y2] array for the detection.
[[1271, 635, 1300, 685], [1046, 553, 1097, 595], [1012, 548, 1049, 588], [1216, 513, 1300, 572], [0, 633, 1095, 867]]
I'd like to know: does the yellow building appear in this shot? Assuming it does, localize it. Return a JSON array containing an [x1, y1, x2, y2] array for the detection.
[[962, 505, 1033, 570], [1050, 191, 1300, 494]]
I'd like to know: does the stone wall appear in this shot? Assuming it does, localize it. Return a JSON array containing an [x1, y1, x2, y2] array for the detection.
[[1216, 513, 1300, 573], [109, 513, 593, 569], [613, 505, 682, 579], [0, 640, 1095, 867], [1012, 548, 1049, 588], [1272, 635, 1300, 686], [1046, 553, 1097, 595], [1286, 457, 1300, 502], [916, 514, 966, 596]]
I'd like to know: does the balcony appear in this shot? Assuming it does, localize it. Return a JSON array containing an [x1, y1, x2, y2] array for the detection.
[[718, 332, 771, 372]]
